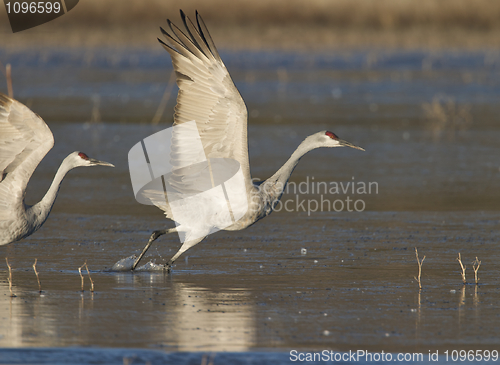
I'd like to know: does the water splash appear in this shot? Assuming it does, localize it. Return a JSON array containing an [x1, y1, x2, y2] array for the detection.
[[111, 255, 166, 272], [111, 255, 136, 271], [135, 261, 166, 271]]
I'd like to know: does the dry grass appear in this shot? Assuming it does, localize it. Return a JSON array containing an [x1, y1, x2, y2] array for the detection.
[[33, 258, 42, 293], [472, 257, 481, 285], [5, 258, 16, 297], [1, 0, 500, 50], [457, 253, 467, 285], [78, 261, 94, 292], [50, 0, 500, 30], [0, 62, 13, 98], [423, 95, 473, 142], [413, 247, 425, 290]]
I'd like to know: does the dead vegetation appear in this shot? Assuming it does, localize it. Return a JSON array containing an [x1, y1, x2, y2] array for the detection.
[[78, 261, 94, 292], [411, 252, 483, 289], [423, 95, 473, 142], [33, 259, 42, 293], [5, 258, 16, 297], [413, 247, 425, 290], [2, 0, 500, 49], [457, 253, 467, 285], [201, 353, 216, 365], [0, 61, 13, 98], [48, 0, 500, 30], [472, 257, 481, 285]]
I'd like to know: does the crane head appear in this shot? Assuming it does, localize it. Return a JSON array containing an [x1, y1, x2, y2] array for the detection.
[[322, 131, 364, 151], [65, 151, 115, 168]]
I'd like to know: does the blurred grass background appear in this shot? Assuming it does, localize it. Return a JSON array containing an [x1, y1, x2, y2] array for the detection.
[[1, 0, 500, 49]]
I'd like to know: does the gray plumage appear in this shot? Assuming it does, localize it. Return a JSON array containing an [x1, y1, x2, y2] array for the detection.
[[131, 11, 364, 271], [0, 93, 114, 245]]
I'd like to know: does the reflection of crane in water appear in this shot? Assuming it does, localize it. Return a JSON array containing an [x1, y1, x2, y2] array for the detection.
[[131, 11, 364, 270], [0, 94, 114, 245]]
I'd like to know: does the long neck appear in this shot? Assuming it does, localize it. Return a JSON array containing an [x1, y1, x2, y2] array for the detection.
[[28, 159, 74, 230], [261, 139, 317, 204]]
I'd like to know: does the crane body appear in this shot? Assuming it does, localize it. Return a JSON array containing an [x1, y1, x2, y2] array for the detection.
[[130, 11, 364, 271]]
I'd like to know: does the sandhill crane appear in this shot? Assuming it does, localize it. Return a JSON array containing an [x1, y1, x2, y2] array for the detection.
[[0, 93, 114, 245], [130, 11, 364, 271]]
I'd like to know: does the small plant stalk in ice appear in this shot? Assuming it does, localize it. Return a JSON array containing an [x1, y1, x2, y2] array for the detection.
[[472, 257, 481, 285], [413, 247, 425, 290], [457, 253, 467, 284], [33, 258, 42, 293]]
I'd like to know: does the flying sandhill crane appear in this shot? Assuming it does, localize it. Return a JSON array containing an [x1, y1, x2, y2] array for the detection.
[[0, 93, 114, 245], [130, 11, 364, 270]]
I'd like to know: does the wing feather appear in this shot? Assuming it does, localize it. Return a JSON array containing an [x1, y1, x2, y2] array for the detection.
[[161, 12, 250, 179], [195, 11, 222, 61], [0, 93, 54, 220], [168, 22, 210, 63], [147, 11, 251, 219], [181, 11, 216, 63]]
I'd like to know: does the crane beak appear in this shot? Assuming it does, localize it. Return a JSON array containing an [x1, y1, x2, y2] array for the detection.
[[89, 158, 115, 167], [338, 139, 365, 151]]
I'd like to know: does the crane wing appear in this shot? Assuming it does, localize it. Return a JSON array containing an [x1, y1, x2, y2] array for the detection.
[[0, 93, 54, 220], [159, 11, 251, 185]]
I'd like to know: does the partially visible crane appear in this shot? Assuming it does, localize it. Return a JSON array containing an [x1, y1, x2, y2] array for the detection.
[[0, 93, 114, 245]]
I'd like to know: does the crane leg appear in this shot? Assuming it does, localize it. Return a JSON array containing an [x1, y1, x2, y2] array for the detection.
[[163, 250, 184, 271], [132, 228, 176, 270], [164, 237, 205, 271]]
